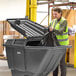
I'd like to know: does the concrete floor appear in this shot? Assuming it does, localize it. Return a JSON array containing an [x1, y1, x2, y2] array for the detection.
[[0, 60, 76, 76], [0, 60, 12, 76]]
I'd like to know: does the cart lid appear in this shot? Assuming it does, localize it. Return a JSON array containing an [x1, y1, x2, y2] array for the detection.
[[7, 18, 47, 38]]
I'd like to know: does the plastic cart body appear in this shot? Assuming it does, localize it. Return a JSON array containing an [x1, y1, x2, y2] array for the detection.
[[4, 18, 71, 76]]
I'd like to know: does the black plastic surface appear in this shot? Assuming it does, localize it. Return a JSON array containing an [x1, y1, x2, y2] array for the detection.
[[4, 39, 67, 76], [7, 18, 47, 38]]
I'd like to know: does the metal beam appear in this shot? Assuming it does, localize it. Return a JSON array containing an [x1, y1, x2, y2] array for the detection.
[[71, 6, 76, 9], [49, 2, 76, 7], [74, 33, 76, 68], [37, 0, 52, 1], [37, 0, 55, 5], [30, 0, 37, 22], [26, 0, 30, 18]]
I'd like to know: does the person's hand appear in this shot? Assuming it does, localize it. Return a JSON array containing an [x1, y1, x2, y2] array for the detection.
[[49, 26, 53, 31]]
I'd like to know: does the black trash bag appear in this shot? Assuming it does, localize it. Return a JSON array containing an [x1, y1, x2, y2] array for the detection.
[[40, 31, 60, 46]]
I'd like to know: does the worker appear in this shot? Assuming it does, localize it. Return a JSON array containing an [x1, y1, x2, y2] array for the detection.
[[49, 8, 69, 76]]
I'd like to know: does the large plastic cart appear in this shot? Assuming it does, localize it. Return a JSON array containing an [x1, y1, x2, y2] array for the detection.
[[4, 18, 71, 76]]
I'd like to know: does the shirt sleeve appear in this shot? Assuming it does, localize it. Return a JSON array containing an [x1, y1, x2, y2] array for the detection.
[[48, 21, 53, 31], [53, 20, 67, 35]]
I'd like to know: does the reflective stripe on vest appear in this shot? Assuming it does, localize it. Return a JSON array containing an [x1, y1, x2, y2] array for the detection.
[[56, 32, 68, 35], [58, 38, 68, 41], [51, 17, 69, 45]]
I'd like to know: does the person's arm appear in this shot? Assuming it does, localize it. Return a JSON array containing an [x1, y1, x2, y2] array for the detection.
[[53, 20, 67, 35], [48, 21, 54, 32]]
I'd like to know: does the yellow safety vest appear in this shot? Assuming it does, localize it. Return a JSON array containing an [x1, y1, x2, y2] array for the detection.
[[51, 17, 69, 45]]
